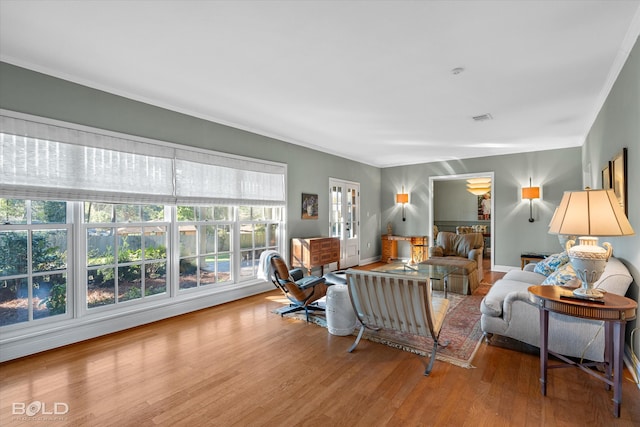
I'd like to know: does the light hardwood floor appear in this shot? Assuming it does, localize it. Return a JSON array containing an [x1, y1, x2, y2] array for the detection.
[[1, 263, 639, 426]]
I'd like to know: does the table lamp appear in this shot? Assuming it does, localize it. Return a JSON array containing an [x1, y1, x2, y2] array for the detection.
[[548, 188, 634, 299]]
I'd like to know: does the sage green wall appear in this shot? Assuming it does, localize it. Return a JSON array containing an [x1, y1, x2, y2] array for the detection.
[[0, 62, 382, 261], [381, 147, 583, 268], [433, 180, 483, 222], [583, 36, 639, 365]]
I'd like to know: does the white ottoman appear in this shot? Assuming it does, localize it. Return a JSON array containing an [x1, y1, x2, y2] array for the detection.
[[326, 284, 356, 336]]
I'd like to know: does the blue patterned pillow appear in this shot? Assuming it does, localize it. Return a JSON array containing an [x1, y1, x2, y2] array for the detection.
[[542, 263, 576, 286], [534, 252, 569, 277]]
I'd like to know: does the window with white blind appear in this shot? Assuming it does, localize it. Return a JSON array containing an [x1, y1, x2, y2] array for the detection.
[[0, 110, 287, 331]]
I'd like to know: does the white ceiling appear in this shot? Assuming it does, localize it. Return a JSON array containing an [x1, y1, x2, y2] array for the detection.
[[1, 1, 639, 168]]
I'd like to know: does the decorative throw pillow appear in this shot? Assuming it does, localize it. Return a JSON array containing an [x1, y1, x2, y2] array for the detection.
[[533, 252, 570, 277], [542, 263, 577, 286]]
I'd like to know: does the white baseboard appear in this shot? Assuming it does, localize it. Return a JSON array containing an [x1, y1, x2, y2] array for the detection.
[[492, 264, 518, 273], [359, 255, 381, 266]]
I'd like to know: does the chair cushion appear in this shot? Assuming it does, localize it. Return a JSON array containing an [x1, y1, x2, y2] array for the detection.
[[289, 268, 304, 281], [420, 257, 476, 274], [296, 275, 326, 290], [435, 232, 483, 257]]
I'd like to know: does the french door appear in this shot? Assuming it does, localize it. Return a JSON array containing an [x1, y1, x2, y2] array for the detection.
[[329, 178, 360, 268]]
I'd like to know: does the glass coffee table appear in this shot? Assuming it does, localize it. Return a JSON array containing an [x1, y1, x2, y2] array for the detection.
[[371, 262, 461, 298]]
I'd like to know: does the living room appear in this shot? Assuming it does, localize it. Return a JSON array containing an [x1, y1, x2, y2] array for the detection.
[[1, 1, 639, 424]]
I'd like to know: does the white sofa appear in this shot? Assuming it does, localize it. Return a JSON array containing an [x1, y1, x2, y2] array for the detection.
[[480, 256, 633, 362]]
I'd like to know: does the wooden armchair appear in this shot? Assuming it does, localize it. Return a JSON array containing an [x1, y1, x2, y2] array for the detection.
[[345, 269, 450, 376]]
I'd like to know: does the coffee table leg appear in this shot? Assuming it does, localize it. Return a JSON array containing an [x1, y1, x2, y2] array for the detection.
[[444, 277, 448, 299], [539, 308, 549, 396]]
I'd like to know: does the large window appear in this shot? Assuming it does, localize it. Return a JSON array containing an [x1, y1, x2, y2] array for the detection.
[[0, 199, 70, 326], [0, 111, 287, 333]]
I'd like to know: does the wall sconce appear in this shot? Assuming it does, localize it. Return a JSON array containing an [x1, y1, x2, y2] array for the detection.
[[522, 177, 540, 222], [466, 177, 491, 196], [396, 186, 409, 221]]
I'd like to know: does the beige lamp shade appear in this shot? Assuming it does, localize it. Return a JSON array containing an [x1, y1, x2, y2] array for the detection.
[[548, 189, 634, 236]]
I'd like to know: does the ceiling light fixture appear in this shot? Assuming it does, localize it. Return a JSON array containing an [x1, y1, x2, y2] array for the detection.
[[466, 177, 491, 196]]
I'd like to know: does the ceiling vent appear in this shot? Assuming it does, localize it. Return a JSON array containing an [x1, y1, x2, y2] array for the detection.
[[472, 113, 493, 122]]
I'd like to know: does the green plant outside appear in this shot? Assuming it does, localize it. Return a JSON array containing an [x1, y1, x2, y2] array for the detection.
[[39, 282, 67, 315]]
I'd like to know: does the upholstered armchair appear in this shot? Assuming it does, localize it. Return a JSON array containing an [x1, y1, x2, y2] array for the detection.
[[421, 231, 484, 294], [268, 254, 329, 322]]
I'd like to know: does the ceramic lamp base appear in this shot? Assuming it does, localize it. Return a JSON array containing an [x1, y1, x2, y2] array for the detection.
[[566, 236, 612, 302]]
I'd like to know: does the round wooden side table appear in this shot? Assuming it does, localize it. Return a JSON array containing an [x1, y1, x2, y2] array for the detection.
[[528, 285, 637, 417]]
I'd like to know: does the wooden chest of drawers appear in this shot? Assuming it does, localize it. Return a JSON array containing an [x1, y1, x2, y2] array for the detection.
[[291, 237, 340, 275]]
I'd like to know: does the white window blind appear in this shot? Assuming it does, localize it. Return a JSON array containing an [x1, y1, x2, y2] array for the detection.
[[175, 150, 286, 206], [0, 110, 286, 205]]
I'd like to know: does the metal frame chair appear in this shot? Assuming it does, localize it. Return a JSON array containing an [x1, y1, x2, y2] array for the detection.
[[345, 269, 450, 375]]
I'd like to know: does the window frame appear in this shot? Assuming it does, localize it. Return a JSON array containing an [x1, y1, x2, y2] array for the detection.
[[1, 199, 286, 330]]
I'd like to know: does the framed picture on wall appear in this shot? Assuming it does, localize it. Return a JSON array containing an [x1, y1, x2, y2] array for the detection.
[[477, 192, 491, 220], [301, 193, 318, 220], [601, 162, 611, 189], [611, 148, 627, 216]]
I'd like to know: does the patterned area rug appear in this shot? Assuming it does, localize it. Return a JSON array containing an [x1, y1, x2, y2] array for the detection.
[[273, 283, 491, 369]]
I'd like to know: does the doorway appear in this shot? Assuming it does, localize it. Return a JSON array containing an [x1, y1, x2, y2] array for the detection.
[[329, 178, 360, 268], [428, 172, 494, 270]]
